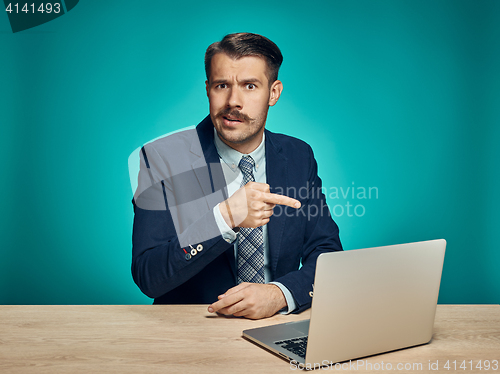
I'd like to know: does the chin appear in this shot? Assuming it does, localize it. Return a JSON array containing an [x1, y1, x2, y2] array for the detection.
[[219, 130, 250, 145]]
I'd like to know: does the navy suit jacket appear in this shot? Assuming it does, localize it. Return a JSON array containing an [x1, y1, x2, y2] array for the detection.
[[131, 116, 342, 313]]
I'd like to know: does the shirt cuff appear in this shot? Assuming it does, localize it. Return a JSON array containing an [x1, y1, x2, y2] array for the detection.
[[213, 203, 238, 243], [270, 281, 297, 314]]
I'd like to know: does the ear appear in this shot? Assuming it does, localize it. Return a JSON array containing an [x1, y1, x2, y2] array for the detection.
[[205, 80, 210, 97], [268, 80, 283, 106]]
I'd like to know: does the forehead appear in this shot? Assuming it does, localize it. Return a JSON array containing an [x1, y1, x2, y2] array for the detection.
[[210, 53, 268, 82]]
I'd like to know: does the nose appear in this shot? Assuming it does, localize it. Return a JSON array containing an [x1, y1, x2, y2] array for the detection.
[[227, 87, 242, 109]]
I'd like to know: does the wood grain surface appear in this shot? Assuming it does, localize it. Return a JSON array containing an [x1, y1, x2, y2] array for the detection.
[[0, 305, 498, 373]]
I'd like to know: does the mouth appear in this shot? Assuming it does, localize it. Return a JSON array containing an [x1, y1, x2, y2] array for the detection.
[[223, 115, 242, 122], [222, 115, 243, 126]]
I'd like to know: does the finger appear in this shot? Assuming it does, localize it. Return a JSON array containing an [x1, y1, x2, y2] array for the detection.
[[249, 200, 267, 211], [266, 209, 274, 218], [221, 282, 251, 297], [218, 300, 247, 316], [257, 208, 273, 221], [246, 182, 270, 193], [263, 202, 275, 210], [211, 296, 243, 315], [208, 291, 244, 313], [262, 192, 301, 208]]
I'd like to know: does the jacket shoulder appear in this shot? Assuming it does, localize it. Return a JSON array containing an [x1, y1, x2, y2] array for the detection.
[[266, 130, 313, 156], [145, 127, 198, 154]]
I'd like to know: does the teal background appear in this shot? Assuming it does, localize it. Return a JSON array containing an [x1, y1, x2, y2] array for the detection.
[[0, 0, 498, 305]]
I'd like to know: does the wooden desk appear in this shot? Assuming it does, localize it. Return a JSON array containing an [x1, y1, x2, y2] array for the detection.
[[0, 305, 498, 373]]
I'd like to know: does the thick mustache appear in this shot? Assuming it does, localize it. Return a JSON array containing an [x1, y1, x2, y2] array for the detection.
[[216, 108, 252, 122]]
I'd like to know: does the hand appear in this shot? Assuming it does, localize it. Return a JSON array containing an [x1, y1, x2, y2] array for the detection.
[[219, 182, 301, 228], [207, 283, 287, 320]]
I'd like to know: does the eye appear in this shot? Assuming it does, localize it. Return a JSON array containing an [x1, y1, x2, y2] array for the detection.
[[216, 83, 227, 89], [246, 83, 256, 90]]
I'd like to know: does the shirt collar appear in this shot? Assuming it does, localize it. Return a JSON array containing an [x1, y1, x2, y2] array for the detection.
[[213, 128, 265, 173]]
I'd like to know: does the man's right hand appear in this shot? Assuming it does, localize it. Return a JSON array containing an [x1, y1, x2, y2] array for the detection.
[[219, 182, 301, 228]]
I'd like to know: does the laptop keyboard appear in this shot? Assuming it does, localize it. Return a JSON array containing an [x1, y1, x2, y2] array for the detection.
[[275, 336, 308, 359]]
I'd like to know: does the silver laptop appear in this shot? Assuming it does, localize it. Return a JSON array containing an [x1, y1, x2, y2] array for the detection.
[[243, 239, 446, 368]]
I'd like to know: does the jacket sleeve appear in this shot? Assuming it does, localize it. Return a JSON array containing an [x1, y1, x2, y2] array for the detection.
[[132, 203, 234, 299], [273, 145, 343, 313]]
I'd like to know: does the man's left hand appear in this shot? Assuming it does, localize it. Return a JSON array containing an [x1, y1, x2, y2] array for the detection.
[[207, 283, 287, 319]]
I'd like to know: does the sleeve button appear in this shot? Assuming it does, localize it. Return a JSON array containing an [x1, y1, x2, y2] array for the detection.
[[185, 253, 192, 260], [190, 248, 197, 256], [197, 244, 203, 251]]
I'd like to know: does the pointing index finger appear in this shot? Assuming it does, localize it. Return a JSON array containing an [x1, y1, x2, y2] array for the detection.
[[262, 192, 301, 209]]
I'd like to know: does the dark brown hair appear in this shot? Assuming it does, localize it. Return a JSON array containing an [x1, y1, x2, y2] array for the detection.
[[205, 33, 283, 85]]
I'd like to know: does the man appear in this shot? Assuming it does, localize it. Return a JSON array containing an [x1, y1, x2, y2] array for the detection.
[[132, 33, 342, 320]]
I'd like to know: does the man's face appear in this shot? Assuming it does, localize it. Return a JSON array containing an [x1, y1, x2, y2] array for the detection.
[[206, 53, 282, 154]]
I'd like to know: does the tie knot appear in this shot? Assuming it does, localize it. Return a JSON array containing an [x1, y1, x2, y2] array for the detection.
[[239, 156, 255, 176]]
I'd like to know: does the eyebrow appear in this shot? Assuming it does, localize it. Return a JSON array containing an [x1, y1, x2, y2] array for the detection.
[[211, 78, 263, 85], [240, 78, 262, 84]]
